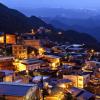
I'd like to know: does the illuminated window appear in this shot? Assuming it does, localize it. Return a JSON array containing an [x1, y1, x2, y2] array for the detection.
[[0, 36, 4, 43]]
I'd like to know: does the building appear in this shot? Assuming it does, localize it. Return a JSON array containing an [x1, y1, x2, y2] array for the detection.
[[0, 70, 14, 82], [12, 45, 28, 59], [63, 73, 90, 88], [57, 79, 73, 89], [0, 33, 16, 44], [13, 59, 44, 71], [44, 87, 65, 100], [43, 55, 61, 70], [21, 59, 44, 71], [69, 87, 95, 100], [85, 61, 100, 70], [0, 82, 41, 100], [0, 57, 14, 70], [23, 39, 42, 49], [12, 45, 37, 59]]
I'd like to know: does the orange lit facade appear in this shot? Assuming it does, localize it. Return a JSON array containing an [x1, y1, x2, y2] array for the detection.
[[12, 45, 36, 59], [12, 45, 28, 59], [0, 34, 16, 44], [13, 59, 42, 71], [3, 74, 13, 82], [6, 34, 16, 44], [0, 57, 14, 70], [0, 36, 4, 43]]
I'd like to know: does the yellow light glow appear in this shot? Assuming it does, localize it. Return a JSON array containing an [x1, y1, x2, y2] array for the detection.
[[15, 59, 19, 62], [6, 35, 16, 44], [91, 49, 94, 53], [59, 84, 66, 89], [13, 60, 26, 71], [17, 63, 26, 71], [52, 62, 56, 67], [38, 48, 45, 55], [0, 36, 4, 43]]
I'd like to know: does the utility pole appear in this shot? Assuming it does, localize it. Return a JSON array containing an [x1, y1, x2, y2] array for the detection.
[[41, 76, 44, 100]]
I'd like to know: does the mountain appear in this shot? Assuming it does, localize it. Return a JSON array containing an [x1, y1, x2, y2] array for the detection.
[[0, 3, 49, 33], [29, 16, 47, 27], [38, 29, 100, 50], [42, 16, 100, 41], [0, 3, 99, 50], [35, 8, 100, 41]]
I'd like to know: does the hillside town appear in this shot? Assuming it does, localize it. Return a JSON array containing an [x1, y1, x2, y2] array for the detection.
[[0, 27, 99, 100]]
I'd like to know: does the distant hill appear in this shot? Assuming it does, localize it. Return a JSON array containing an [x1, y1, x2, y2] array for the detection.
[[35, 8, 100, 42], [42, 16, 100, 41], [0, 3, 99, 50], [18, 8, 100, 41]]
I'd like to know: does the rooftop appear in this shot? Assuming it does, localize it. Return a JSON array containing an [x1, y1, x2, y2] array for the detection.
[[0, 82, 36, 96], [44, 54, 61, 58], [21, 59, 44, 65], [0, 70, 14, 76], [69, 87, 94, 99]]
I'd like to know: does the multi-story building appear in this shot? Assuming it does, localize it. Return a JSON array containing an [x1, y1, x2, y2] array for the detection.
[[13, 59, 44, 71], [0, 33, 16, 44], [22, 32, 43, 49], [63, 73, 90, 88], [12, 45, 28, 59]]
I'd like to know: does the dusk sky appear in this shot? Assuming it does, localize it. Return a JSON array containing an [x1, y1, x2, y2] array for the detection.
[[0, 0, 100, 10]]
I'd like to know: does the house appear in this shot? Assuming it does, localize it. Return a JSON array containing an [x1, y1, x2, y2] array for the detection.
[[0, 56, 14, 70], [44, 87, 65, 100], [12, 45, 37, 59], [21, 59, 44, 71], [43, 55, 61, 70], [85, 61, 100, 70], [44, 78, 58, 88], [0, 70, 14, 82], [0, 82, 41, 100], [69, 87, 95, 100], [0, 33, 16, 44], [13, 59, 44, 71], [63, 73, 90, 88], [12, 45, 28, 59], [57, 79, 73, 89]]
